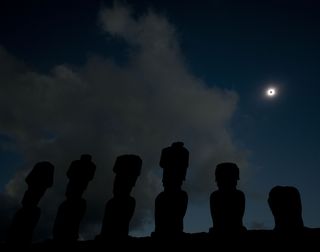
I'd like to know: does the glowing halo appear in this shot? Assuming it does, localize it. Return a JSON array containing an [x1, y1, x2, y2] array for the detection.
[[266, 87, 277, 97]]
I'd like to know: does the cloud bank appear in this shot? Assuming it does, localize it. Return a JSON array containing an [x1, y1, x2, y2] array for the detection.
[[0, 2, 247, 240]]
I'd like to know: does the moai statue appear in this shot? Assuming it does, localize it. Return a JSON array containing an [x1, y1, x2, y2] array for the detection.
[[153, 142, 189, 238], [268, 186, 304, 233], [97, 154, 142, 240], [210, 162, 246, 235], [53, 154, 96, 242], [7, 161, 54, 244]]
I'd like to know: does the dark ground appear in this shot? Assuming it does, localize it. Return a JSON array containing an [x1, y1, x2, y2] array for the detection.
[[2, 229, 320, 250]]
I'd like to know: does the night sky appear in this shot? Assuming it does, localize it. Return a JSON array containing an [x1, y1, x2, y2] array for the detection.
[[1, 0, 320, 239]]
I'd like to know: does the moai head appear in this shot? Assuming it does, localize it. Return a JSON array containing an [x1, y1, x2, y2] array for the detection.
[[160, 142, 189, 191], [113, 154, 142, 197], [215, 162, 239, 192], [66, 154, 96, 199], [22, 161, 54, 207], [268, 186, 304, 231]]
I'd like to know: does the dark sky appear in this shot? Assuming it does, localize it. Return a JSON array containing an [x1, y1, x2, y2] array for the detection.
[[1, 0, 320, 238]]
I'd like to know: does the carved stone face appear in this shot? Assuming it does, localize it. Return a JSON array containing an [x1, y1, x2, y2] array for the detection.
[[268, 186, 304, 230], [113, 174, 138, 197], [162, 168, 184, 191]]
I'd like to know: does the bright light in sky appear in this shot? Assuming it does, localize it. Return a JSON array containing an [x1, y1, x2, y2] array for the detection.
[[265, 87, 277, 98]]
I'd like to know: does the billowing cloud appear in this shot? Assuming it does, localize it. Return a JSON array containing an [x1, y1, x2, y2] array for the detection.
[[0, 2, 247, 240]]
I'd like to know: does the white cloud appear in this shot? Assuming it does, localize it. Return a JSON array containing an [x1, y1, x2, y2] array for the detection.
[[0, 2, 247, 240]]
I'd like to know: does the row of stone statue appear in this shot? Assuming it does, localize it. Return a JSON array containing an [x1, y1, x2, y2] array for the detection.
[[5, 142, 305, 244]]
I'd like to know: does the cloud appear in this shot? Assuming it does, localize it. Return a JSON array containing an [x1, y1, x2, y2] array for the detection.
[[0, 2, 247, 240]]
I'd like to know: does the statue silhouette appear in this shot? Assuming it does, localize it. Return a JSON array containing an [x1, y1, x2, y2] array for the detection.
[[7, 161, 54, 244], [152, 142, 189, 238], [53, 154, 96, 242], [97, 154, 142, 240], [210, 162, 246, 235], [268, 186, 304, 233]]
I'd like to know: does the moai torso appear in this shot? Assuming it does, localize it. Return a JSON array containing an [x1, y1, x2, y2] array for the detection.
[[98, 155, 142, 240], [7, 161, 54, 244], [53, 154, 95, 242], [154, 189, 188, 235], [153, 142, 189, 238], [210, 162, 246, 234]]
